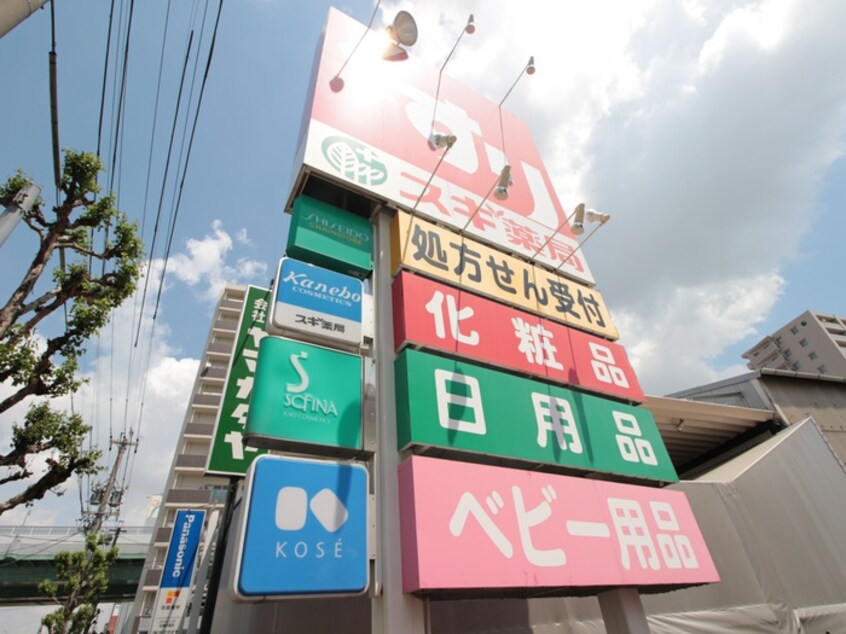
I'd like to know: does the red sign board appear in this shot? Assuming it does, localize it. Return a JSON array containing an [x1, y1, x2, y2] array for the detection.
[[295, 8, 593, 284], [393, 272, 643, 403]]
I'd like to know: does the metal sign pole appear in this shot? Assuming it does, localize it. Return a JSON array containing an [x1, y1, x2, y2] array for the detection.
[[371, 209, 426, 634]]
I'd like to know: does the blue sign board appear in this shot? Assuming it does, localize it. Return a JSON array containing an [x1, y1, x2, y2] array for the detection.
[[268, 257, 363, 349], [234, 455, 369, 599], [161, 509, 206, 589]]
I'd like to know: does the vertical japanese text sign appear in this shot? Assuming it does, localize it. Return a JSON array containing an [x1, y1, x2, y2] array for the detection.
[[150, 509, 206, 634], [206, 286, 270, 476]]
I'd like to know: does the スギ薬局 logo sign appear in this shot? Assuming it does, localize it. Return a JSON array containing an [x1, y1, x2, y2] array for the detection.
[[321, 135, 387, 187], [295, 8, 593, 284]]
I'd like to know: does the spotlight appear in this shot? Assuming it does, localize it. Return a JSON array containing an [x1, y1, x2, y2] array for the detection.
[[431, 133, 457, 149], [571, 203, 586, 235], [493, 165, 512, 201]]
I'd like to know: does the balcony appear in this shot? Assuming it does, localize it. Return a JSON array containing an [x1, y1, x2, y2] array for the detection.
[[206, 341, 233, 357], [184, 422, 214, 437], [192, 393, 221, 410], [175, 454, 208, 471], [164, 488, 212, 506]]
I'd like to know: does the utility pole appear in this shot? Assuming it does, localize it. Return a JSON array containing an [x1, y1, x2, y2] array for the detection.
[[86, 431, 138, 536]]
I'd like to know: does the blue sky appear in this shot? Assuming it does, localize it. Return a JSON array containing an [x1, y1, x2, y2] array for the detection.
[[1, 0, 846, 627]]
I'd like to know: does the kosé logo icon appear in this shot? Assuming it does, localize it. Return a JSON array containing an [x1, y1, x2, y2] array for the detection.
[[275, 487, 349, 533], [321, 135, 387, 187]]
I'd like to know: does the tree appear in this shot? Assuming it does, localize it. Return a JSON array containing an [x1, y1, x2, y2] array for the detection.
[[39, 532, 119, 634], [0, 150, 143, 514]]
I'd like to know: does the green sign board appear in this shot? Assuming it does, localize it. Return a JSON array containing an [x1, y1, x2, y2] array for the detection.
[[286, 195, 372, 277], [244, 336, 362, 454], [395, 349, 678, 483], [206, 286, 270, 476]]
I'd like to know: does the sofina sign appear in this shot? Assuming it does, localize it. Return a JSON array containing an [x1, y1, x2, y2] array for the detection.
[[286, 195, 372, 277], [269, 257, 363, 350], [244, 336, 362, 454], [233, 455, 369, 599], [395, 349, 677, 483]]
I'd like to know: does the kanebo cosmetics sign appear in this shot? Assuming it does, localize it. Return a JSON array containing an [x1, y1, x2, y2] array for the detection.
[[292, 8, 593, 285], [269, 257, 363, 350]]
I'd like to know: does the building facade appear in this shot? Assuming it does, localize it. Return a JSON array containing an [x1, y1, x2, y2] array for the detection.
[[128, 285, 247, 633], [742, 310, 846, 376]]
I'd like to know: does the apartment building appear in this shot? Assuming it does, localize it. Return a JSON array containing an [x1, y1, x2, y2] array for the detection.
[[742, 310, 846, 376], [128, 285, 247, 633]]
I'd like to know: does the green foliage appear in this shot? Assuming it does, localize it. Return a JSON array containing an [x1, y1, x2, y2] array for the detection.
[[40, 533, 119, 634], [0, 149, 143, 514]]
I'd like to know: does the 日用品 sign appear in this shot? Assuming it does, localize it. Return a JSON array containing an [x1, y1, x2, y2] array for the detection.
[[393, 271, 642, 403], [233, 455, 369, 599], [398, 456, 717, 594], [206, 286, 269, 476], [292, 8, 593, 285], [150, 509, 206, 634], [390, 211, 618, 340], [244, 336, 362, 454], [395, 349, 676, 483], [286, 195, 372, 277], [269, 257, 363, 349]]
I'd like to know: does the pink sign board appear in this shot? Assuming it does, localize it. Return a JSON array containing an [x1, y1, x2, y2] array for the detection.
[[296, 8, 593, 284], [399, 456, 718, 593], [393, 271, 644, 403]]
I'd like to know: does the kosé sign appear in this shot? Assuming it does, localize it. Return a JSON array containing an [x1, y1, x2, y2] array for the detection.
[[232, 455, 369, 599], [269, 257, 363, 350]]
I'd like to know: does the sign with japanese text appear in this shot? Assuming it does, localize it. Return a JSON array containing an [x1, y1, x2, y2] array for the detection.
[[206, 286, 269, 476], [398, 456, 717, 593], [395, 349, 675, 483], [393, 271, 642, 403], [293, 8, 593, 285], [287, 195, 372, 277], [233, 455, 369, 599], [244, 336, 362, 453], [269, 257, 363, 350], [150, 509, 206, 634], [391, 211, 618, 340]]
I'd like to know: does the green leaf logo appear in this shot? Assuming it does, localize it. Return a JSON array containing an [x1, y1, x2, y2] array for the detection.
[[321, 136, 388, 187]]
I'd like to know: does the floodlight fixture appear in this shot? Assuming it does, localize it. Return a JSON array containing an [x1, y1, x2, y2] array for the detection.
[[529, 202, 585, 259], [461, 165, 511, 232], [331, 0, 384, 90], [383, 10, 419, 60], [493, 164, 512, 201], [571, 203, 586, 235], [431, 133, 457, 149], [557, 207, 612, 272], [429, 14, 476, 141]]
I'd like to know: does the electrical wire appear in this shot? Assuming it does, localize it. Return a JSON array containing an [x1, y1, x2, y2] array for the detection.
[[152, 0, 225, 321]]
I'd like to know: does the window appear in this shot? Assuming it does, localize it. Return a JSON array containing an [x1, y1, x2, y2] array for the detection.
[[790, 326, 799, 335], [799, 338, 808, 347], [791, 362, 801, 371], [818, 365, 828, 375], [784, 349, 792, 359], [775, 336, 783, 345], [809, 351, 818, 360]]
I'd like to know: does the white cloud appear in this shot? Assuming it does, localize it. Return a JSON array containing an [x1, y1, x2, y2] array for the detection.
[[382, 0, 846, 394], [167, 219, 268, 301]]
